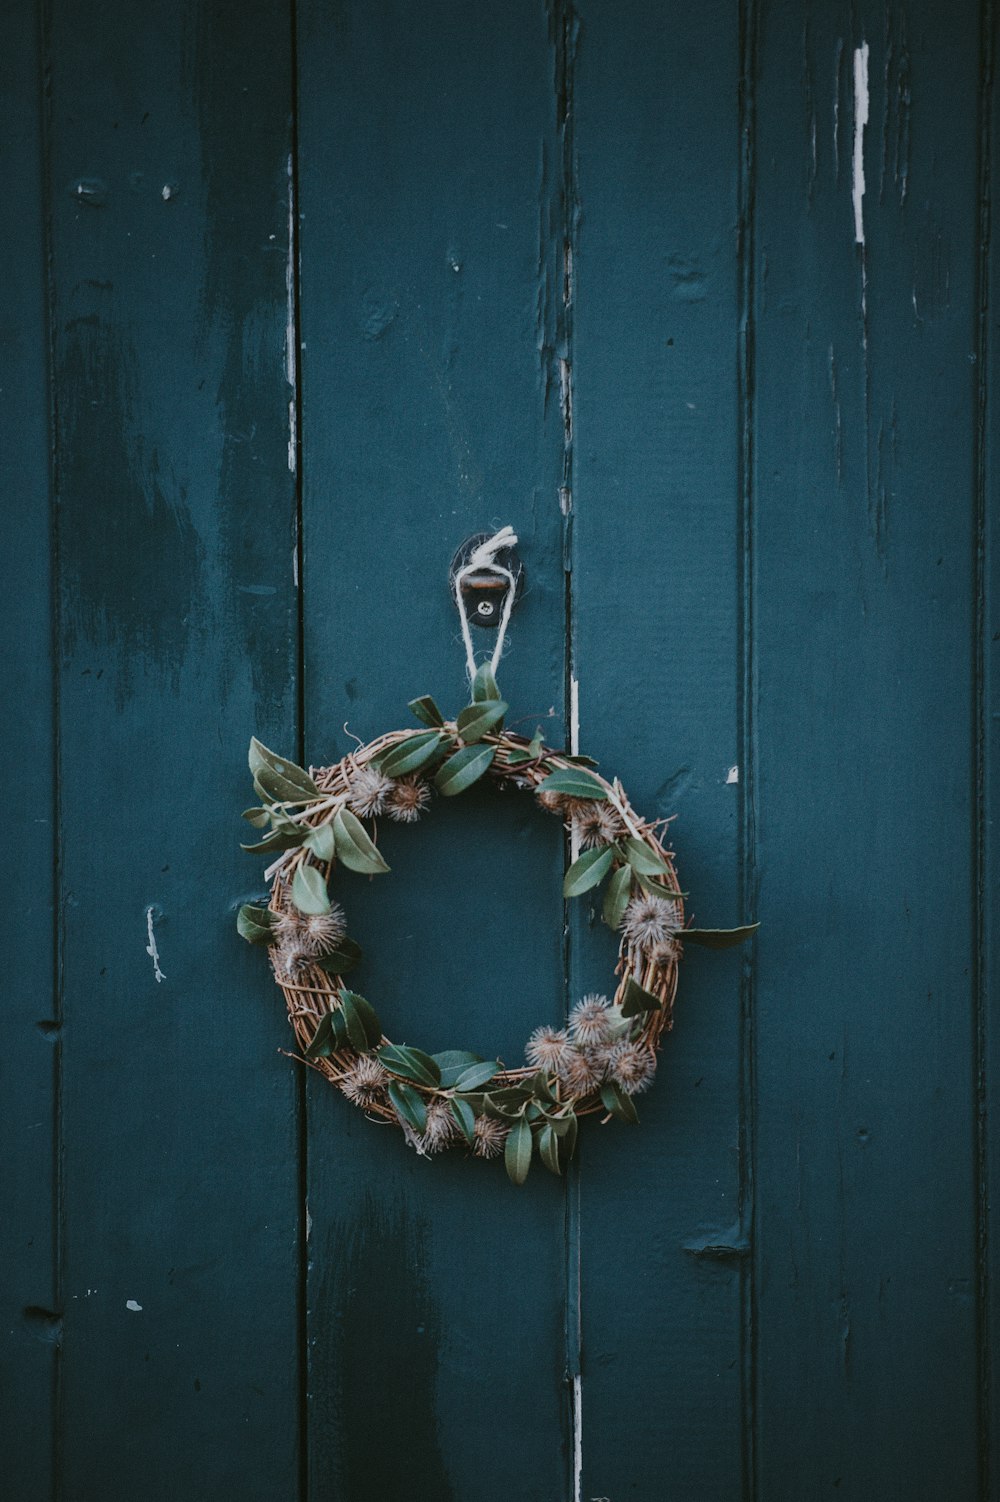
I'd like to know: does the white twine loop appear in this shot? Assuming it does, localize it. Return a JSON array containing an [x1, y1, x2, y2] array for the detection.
[[451, 525, 519, 685]]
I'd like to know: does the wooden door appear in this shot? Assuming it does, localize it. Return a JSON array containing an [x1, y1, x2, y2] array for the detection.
[[4, 1, 997, 1497]]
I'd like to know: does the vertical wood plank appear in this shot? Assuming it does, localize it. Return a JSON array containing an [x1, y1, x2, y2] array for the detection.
[[46, 1, 301, 1495], [1, 5, 57, 1496], [571, 3, 748, 1497], [752, 2, 982, 1494], [294, 4, 569, 1497]]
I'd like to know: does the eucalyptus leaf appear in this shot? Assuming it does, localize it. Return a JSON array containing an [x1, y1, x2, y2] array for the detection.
[[292, 863, 330, 916], [236, 904, 275, 944], [471, 663, 501, 702], [456, 699, 508, 744], [635, 871, 687, 901], [603, 863, 633, 929], [388, 1079, 428, 1135], [531, 1071, 557, 1105], [305, 1013, 334, 1060], [563, 845, 614, 898], [538, 1123, 562, 1176], [449, 1096, 477, 1147], [504, 748, 532, 766], [333, 807, 390, 875], [561, 1109, 579, 1158], [560, 754, 600, 767], [304, 823, 336, 862], [621, 836, 672, 877], [240, 825, 306, 854], [248, 738, 319, 802], [336, 991, 379, 1051], [682, 924, 760, 948], [620, 975, 663, 1018], [536, 767, 607, 801], [378, 1043, 441, 1087], [408, 695, 444, 728], [505, 1116, 533, 1185], [434, 744, 496, 796], [453, 1060, 501, 1092], [316, 936, 363, 976], [241, 807, 270, 828], [377, 731, 450, 778], [600, 1080, 639, 1124], [527, 730, 545, 757], [432, 1050, 484, 1088]]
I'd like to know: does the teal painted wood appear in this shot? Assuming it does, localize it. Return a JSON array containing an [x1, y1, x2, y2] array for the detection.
[[43, 0, 301, 1495], [569, 3, 748, 1497], [293, 3, 570, 1496], [1, 5, 57, 1496], [752, 3, 985, 1496]]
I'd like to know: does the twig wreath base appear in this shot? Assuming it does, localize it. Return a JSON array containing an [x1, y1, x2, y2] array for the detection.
[[238, 667, 756, 1184]]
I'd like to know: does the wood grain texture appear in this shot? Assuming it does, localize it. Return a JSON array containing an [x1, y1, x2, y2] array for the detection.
[[294, 2, 570, 1496], [44, 1, 301, 1495], [570, 3, 748, 1497], [1, 6, 57, 1496], [752, 2, 984, 1495]]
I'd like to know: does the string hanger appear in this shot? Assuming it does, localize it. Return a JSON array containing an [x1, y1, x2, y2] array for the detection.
[[450, 526, 522, 686]]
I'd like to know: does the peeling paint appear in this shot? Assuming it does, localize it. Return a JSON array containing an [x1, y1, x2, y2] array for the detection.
[[125, 1299, 143, 1312], [573, 1372, 583, 1502], [726, 765, 739, 784], [145, 906, 165, 984], [852, 42, 869, 245]]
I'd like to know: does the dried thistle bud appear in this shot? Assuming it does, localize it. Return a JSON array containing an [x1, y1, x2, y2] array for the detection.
[[526, 1024, 572, 1071], [347, 764, 392, 818], [606, 1040, 657, 1095], [570, 803, 624, 849], [275, 903, 347, 956], [568, 993, 614, 1045], [339, 1055, 389, 1107], [622, 894, 681, 955], [558, 1045, 606, 1097], [420, 1099, 457, 1154], [385, 774, 431, 824], [472, 1114, 509, 1159]]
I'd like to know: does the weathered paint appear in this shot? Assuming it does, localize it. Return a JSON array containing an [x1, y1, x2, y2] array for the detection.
[[4, 1, 999, 1498]]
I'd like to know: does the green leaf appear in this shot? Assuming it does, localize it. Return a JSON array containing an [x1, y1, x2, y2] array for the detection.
[[621, 836, 672, 877], [536, 767, 607, 801], [388, 1079, 428, 1135], [453, 1060, 501, 1092], [456, 700, 508, 743], [561, 1109, 579, 1159], [292, 863, 330, 916], [378, 1043, 442, 1087], [472, 663, 501, 701], [305, 1013, 335, 1059], [484, 1087, 533, 1119], [504, 1116, 533, 1185], [333, 806, 390, 875], [236, 904, 275, 944], [600, 1080, 639, 1124], [304, 823, 335, 862], [560, 754, 600, 767], [530, 1071, 557, 1105], [377, 731, 450, 778], [408, 695, 444, 728], [449, 1096, 477, 1147], [563, 845, 614, 898], [603, 863, 633, 929], [241, 807, 270, 828], [682, 924, 760, 948], [240, 825, 306, 854], [620, 975, 663, 1018], [504, 748, 532, 766], [340, 991, 383, 1049], [538, 1123, 562, 1176], [248, 738, 319, 802], [316, 936, 363, 976], [434, 744, 496, 797], [527, 730, 545, 757], [432, 1050, 484, 1088]]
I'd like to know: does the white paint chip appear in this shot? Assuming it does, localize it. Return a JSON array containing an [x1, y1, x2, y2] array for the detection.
[[126, 1300, 143, 1313], [852, 42, 869, 245], [145, 907, 165, 984], [726, 765, 739, 785], [573, 1372, 583, 1502]]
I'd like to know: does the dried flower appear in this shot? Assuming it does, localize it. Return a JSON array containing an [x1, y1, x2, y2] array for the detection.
[[558, 1045, 606, 1097], [648, 935, 681, 968], [568, 993, 613, 1045], [622, 894, 680, 954], [473, 1114, 509, 1159], [347, 763, 392, 818], [570, 803, 623, 849], [339, 1054, 389, 1107], [272, 939, 313, 983], [420, 1099, 457, 1154], [274, 903, 346, 956], [526, 1025, 572, 1071], [385, 775, 431, 824], [536, 791, 588, 817], [606, 1040, 657, 1095]]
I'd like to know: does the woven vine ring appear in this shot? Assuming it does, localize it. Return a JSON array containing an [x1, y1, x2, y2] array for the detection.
[[237, 667, 754, 1184]]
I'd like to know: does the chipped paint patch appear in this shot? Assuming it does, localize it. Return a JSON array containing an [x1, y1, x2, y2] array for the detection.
[[726, 765, 739, 785], [125, 1299, 143, 1313], [145, 906, 165, 984], [852, 43, 869, 245], [573, 1372, 583, 1502]]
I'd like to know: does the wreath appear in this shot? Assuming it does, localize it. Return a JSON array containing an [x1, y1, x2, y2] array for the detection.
[[237, 664, 755, 1184]]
